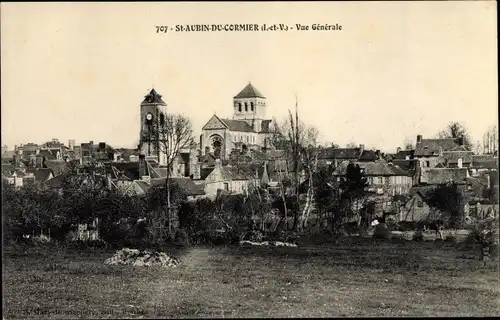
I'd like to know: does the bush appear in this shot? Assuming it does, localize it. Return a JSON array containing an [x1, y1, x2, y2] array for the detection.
[[373, 224, 391, 240], [413, 231, 424, 242]]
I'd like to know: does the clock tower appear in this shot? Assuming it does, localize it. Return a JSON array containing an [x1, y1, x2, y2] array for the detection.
[[139, 88, 168, 164]]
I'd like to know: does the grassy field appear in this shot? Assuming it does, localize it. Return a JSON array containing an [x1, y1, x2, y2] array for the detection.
[[2, 237, 499, 318]]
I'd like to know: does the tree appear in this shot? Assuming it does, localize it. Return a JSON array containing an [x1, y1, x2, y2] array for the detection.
[[403, 138, 414, 151], [426, 183, 467, 229], [269, 96, 320, 231], [437, 121, 472, 150], [483, 125, 498, 155], [346, 142, 357, 148], [338, 163, 368, 229], [141, 112, 193, 237]]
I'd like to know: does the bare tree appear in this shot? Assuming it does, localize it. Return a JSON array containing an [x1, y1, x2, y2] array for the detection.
[[270, 96, 320, 231], [403, 138, 414, 150], [483, 125, 498, 155], [437, 121, 472, 150], [141, 113, 193, 236]]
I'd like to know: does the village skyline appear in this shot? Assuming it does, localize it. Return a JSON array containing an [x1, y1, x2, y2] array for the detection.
[[1, 2, 497, 152]]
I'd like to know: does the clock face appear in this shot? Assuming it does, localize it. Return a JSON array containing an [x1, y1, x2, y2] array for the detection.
[[146, 113, 153, 121]]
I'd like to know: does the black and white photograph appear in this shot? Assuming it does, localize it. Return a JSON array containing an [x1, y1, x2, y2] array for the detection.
[[1, 1, 498, 318]]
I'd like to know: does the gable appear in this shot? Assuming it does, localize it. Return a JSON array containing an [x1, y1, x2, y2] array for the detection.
[[203, 115, 228, 130]]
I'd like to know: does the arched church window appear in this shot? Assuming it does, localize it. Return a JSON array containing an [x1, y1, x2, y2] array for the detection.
[[159, 113, 165, 125], [238, 103, 242, 112], [250, 102, 254, 111], [244, 102, 248, 112]]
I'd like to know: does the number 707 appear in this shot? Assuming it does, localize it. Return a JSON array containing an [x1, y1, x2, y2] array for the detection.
[[156, 26, 168, 33]]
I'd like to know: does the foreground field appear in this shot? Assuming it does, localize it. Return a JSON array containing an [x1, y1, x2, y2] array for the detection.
[[3, 238, 499, 318]]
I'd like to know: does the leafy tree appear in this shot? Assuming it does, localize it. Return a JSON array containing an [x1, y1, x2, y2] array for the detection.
[[437, 121, 473, 150], [338, 163, 368, 228], [426, 183, 468, 228]]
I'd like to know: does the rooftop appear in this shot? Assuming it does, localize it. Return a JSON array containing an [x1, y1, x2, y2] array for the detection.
[[234, 83, 266, 99]]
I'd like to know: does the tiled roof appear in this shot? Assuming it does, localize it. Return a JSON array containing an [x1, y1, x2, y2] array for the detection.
[[221, 119, 255, 133], [2, 164, 14, 175], [415, 138, 463, 156], [34, 168, 53, 182], [200, 167, 214, 180], [394, 150, 414, 160], [38, 149, 58, 160], [472, 155, 498, 169], [358, 150, 379, 161], [1, 150, 16, 159], [392, 159, 417, 172], [234, 83, 266, 99], [441, 151, 474, 164], [419, 168, 469, 185], [333, 160, 408, 176], [141, 88, 166, 105], [220, 165, 257, 181], [44, 173, 70, 189], [112, 162, 141, 181], [148, 177, 205, 196], [44, 160, 68, 176], [318, 147, 361, 160]]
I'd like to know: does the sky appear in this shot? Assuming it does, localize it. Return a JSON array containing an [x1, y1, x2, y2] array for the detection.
[[1, 2, 497, 153]]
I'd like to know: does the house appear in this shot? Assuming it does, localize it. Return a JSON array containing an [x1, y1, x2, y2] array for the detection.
[[34, 168, 54, 184], [3, 170, 26, 188], [317, 145, 365, 168], [414, 134, 469, 169], [332, 159, 413, 195], [204, 159, 260, 197], [419, 167, 469, 185]]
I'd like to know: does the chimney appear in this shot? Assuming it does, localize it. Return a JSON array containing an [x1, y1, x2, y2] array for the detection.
[[68, 140, 75, 151], [99, 142, 106, 152], [396, 147, 401, 154], [139, 154, 147, 178], [457, 158, 463, 169], [417, 135, 422, 144], [487, 173, 491, 189], [89, 141, 94, 156], [359, 144, 365, 155], [200, 134, 203, 151], [376, 150, 381, 159], [459, 135, 465, 146]]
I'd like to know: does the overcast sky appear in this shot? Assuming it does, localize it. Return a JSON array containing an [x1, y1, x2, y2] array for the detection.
[[1, 2, 497, 152]]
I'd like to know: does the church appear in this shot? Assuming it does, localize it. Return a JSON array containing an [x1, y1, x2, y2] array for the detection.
[[200, 82, 273, 160]]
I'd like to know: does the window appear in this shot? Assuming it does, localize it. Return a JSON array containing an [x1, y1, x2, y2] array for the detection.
[[223, 183, 229, 191], [238, 103, 242, 112], [417, 198, 424, 207], [426, 161, 430, 167], [250, 102, 254, 111], [159, 113, 165, 125], [244, 102, 248, 112]]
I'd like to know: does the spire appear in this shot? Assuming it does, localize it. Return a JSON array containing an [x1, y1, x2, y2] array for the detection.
[[141, 88, 166, 105], [234, 82, 266, 99]]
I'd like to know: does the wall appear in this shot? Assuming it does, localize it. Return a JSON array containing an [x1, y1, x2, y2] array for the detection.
[[366, 175, 412, 195], [233, 97, 267, 121], [399, 195, 432, 222], [417, 156, 441, 169]]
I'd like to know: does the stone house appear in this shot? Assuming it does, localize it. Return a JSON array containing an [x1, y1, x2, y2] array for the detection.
[[414, 134, 469, 169], [332, 159, 413, 196], [203, 159, 260, 197]]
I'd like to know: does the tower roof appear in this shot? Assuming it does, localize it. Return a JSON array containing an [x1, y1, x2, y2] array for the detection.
[[234, 82, 266, 99], [141, 88, 166, 105]]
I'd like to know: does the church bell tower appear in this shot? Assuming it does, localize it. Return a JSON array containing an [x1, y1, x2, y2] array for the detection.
[[139, 88, 168, 164]]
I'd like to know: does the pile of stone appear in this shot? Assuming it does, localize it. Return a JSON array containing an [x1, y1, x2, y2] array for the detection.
[[104, 248, 181, 267], [239, 240, 298, 248]]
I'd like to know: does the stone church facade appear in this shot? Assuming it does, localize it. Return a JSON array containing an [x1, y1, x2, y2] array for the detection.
[[200, 83, 273, 160]]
